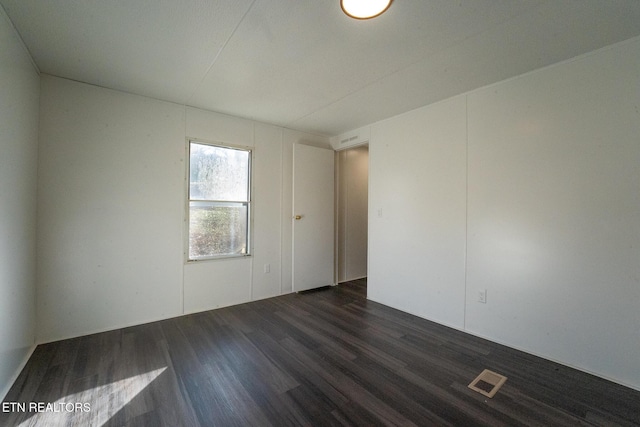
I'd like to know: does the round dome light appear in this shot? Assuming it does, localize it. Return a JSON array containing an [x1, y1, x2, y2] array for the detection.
[[341, 0, 392, 20]]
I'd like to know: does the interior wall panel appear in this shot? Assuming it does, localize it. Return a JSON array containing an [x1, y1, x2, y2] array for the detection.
[[37, 76, 185, 343], [465, 38, 640, 389], [0, 8, 39, 399], [183, 107, 255, 313], [252, 123, 284, 300], [368, 96, 468, 330]]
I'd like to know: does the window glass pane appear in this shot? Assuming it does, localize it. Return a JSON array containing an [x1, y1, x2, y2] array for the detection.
[[189, 202, 248, 258], [189, 143, 249, 201]]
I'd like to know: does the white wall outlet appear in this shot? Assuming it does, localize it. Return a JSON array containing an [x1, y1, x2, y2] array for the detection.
[[264, 263, 271, 274], [478, 289, 487, 304]]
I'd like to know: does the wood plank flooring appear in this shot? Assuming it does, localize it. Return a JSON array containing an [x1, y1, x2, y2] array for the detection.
[[2, 279, 639, 426]]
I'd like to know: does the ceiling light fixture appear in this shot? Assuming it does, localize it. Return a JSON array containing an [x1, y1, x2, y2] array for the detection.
[[341, 0, 392, 20]]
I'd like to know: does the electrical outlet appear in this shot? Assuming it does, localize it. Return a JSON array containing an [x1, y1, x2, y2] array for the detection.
[[478, 289, 487, 304], [264, 264, 271, 274]]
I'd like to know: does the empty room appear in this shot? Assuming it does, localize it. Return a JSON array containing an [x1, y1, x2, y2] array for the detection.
[[1, 0, 640, 425]]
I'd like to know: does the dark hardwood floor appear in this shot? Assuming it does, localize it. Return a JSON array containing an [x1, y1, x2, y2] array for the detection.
[[2, 279, 639, 426]]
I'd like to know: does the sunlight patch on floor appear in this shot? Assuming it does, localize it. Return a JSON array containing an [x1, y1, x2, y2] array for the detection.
[[19, 367, 167, 426]]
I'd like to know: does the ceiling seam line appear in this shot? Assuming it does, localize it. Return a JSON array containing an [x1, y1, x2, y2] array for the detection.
[[289, 1, 552, 126], [0, 3, 40, 74], [185, 0, 257, 105]]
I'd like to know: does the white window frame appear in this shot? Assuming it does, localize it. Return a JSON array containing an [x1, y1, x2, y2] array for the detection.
[[186, 140, 252, 262]]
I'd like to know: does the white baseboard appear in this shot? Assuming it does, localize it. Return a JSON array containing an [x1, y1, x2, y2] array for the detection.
[[1, 344, 37, 401]]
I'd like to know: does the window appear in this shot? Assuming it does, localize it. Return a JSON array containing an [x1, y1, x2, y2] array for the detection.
[[188, 141, 251, 260]]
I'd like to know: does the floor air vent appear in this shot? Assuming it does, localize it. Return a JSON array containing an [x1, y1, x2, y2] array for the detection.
[[468, 369, 508, 398]]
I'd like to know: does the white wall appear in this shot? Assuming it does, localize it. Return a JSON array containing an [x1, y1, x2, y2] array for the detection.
[[367, 36, 640, 390], [0, 8, 39, 398], [465, 37, 640, 390], [37, 75, 330, 342], [37, 76, 186, 342], [368, 96, 468, 329], [337, 145, 369, 282]]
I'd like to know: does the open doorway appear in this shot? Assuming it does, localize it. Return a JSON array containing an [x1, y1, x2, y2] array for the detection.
[[336, 144, 369, 286]]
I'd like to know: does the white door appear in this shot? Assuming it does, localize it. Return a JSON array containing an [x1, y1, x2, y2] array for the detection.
[[293, 144, 335, 292]]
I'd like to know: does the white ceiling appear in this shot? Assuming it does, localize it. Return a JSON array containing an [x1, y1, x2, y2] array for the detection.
[[3, 0, 640, 136]]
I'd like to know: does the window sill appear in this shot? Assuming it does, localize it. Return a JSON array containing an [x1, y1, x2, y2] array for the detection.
[[186, 254, 251, 264]]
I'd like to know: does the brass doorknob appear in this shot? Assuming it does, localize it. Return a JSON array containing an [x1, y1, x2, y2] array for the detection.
[[294, 215, 302, 220]]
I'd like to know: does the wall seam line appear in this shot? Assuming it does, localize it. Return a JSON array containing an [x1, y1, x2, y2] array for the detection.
[[463, 95, 469, 331]]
